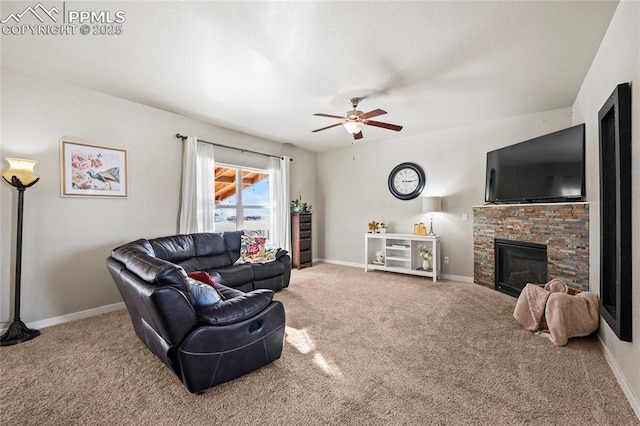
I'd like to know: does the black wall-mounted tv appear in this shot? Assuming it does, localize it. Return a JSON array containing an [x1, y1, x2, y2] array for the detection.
[[485, 124, 585, 204]]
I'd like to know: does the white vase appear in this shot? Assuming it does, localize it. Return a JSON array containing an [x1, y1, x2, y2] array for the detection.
[[422, 258, 429, 270]]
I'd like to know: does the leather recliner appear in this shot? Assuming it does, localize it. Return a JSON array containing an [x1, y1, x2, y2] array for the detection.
[[106, 231, 288, 394]]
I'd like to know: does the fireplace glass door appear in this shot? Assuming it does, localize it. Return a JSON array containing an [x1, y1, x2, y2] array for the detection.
[[495, 239, 547, 297]]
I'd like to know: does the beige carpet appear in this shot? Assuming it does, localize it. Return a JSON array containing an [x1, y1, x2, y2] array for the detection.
[[1, 264, 637, 425]]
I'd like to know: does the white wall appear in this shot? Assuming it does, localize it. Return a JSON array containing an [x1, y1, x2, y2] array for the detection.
[[572, 0, 640, 414], [317, 108, 572, 277], [0, 68, 317, 326]]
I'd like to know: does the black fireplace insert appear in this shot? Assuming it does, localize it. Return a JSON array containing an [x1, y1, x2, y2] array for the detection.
[[495, 239, 547, 297]]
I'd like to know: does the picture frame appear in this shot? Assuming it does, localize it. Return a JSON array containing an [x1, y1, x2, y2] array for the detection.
[[60, 140, 128, 198]]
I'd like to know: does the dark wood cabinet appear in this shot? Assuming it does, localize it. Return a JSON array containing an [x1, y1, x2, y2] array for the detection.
[[292, 213, 312, 269]]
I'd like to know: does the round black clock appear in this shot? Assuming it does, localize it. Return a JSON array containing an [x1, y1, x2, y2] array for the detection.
[[388, 162, 426, 200]]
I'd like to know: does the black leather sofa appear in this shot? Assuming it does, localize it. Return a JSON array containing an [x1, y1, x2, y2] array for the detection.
[[106, 231, 290, 393]]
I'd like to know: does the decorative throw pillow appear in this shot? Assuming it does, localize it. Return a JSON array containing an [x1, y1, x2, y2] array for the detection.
[[186, 277, 223, 309], [187, 271, 225, 299], [235, 233, 279, 264]]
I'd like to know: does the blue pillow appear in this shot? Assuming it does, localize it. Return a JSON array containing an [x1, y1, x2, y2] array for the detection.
[[187, 277, 223, 309]]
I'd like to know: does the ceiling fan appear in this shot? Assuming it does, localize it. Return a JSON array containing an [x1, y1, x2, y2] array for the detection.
[[312, 97, 403, 140]]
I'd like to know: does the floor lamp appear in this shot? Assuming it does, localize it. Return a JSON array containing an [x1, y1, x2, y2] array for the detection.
[[1, 158, 40, 346]]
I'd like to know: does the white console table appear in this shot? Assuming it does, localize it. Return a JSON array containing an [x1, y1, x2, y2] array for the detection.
[[364, 233, 441, 282]]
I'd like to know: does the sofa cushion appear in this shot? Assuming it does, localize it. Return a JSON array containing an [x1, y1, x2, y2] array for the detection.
[[187, 277, 223, 309], [223, 231, 243, 263], [213, 264, 254, 288], [180, 255, 233, 275], [193, 233, 227, 256], [113, 244, 189, 288], [150, 235, 196, 262], [183, 233, 234, 270], [215, 283, 246, 300], [196, 289, 274, 326], [112, 239, 155, 259], [187, 271, 225, 299], [251, 260, 285, 280]]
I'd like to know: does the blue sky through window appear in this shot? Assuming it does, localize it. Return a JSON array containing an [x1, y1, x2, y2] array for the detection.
[[242, 176, 269, 205]]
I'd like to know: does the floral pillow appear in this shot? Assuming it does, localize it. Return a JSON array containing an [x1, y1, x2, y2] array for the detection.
[[235, 234, 279, 264]]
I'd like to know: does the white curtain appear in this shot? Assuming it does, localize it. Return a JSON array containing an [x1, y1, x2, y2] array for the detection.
[[179, 136, 215, 234], [269, 156, 291, 252]]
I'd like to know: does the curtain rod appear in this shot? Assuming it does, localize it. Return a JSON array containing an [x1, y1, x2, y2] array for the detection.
[[175, 134, 293, 162]]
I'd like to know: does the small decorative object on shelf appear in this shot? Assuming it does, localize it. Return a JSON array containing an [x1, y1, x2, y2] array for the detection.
[[414, 223, 427, 235], [375, 251, 385, 263], [379, 223, 387, 234], [418, 244, 432, 270], [368, 220, 380, 233], [291, 195, 312, 213]]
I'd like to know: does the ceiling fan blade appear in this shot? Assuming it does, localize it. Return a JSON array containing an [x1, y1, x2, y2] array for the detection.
[[312, 122, 343, 133], [359, 109, 387, 120], [314, 113, 346, 119], [353, 131, 363, 140], [365, 120, 403, 132]]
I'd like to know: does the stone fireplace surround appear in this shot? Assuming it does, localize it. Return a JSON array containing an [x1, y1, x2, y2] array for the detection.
[[473, 203, 589, 292]]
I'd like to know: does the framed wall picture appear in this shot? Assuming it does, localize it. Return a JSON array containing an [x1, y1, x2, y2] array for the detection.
[[61, 140, 128, 198]]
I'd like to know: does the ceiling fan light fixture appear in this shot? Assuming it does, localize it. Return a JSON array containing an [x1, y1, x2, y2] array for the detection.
[[312, 98, 401, 138], [344, 120, 364, 135]]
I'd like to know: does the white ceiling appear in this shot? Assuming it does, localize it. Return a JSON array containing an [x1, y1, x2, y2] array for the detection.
[[1, 1, 618, 152]]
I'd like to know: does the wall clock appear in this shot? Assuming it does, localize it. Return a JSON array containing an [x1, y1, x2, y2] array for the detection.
[[388, 162, 426, 200]]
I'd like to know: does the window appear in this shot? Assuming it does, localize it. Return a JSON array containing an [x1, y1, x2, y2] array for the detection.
[[214, 164, 270, 237]]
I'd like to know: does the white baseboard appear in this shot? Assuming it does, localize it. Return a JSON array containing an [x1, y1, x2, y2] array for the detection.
[[597, 335, 640, 419], [441, 274, 474, 283], [1, 302, 125, 334], [320, 258, 362, 268]]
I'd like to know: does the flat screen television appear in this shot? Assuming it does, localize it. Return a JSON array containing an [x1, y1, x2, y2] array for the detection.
[[485, 124, 585, 204]]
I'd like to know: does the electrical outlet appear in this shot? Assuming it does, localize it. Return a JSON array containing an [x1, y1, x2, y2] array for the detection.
[[444, 256, 449, 264], [462, 213, 468, 221]]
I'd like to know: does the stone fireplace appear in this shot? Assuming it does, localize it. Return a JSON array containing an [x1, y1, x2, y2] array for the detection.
[[473, 203, 589, 293]]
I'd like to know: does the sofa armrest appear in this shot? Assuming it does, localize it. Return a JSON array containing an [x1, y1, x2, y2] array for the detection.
[[277, 251, 291, 288], [149, 286, 199, 345], [196, 289, 274, 326]]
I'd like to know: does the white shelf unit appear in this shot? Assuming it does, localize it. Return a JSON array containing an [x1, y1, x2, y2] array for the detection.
[[364, 233, 441, 282]]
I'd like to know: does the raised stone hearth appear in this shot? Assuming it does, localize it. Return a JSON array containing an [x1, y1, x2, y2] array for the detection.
[[473, 203, 589, 292]]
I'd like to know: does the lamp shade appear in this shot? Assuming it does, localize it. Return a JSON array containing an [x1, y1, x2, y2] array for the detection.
[[343, 120, 364, 135], [2, 158, 38, 186], [422, 196, 442, 213]]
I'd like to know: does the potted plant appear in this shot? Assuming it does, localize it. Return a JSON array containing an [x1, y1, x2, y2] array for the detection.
[[379, 223, 387, 234], [291, 195, 312, 213]]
